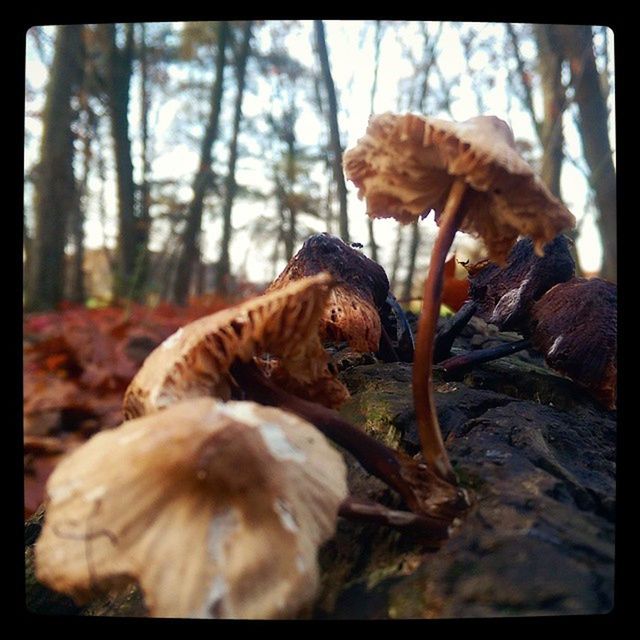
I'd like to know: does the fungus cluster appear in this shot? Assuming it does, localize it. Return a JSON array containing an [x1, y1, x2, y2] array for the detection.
[[440, 239, 616, 410], [35, 110, 610, 620], [36, 270, 465, 619]]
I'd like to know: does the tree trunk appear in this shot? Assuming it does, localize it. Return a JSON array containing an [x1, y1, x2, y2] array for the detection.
[[366, 20, 383, 262], [214, 21, 252, 295], [25, 25, 84, 311], [314, 20, 349, 243], [534, 24, 565, 199], [401, 221, 421, 302], [558, 25, 617, 282], [389, 225, 404, 292], [68, 100, 92, 304], [174, 21, 229, 305], [101, 23, 146, 301], [138, 23, 152, 291], [284, 109, 298, 262]]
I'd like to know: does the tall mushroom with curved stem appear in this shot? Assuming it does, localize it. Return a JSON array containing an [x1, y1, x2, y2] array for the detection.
[[344, 113, 575, 484]]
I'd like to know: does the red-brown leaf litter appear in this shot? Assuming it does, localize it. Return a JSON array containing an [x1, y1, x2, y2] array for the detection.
[[23, 290, 261, 517]]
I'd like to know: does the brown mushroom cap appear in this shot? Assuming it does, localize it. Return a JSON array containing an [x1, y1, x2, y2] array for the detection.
[[343, 113, 576, 263], [531, 277, 617, 409], [467, 234, 575, 331], [123, 273, 349, 418], [35, 397, 348, 619], [268, 233, 390, 352]]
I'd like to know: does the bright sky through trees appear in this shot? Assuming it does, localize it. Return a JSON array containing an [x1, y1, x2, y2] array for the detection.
[[24, 21, 615, 284]]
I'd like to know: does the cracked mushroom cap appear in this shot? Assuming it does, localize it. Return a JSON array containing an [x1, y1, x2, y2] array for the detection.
[[531, 277, 617, 409], [467, 234, 575, 331], [123, 273, 349, 418], [343, 113, 576, 263], [35, 397, 348, 619], [268, 233, 390, 352]]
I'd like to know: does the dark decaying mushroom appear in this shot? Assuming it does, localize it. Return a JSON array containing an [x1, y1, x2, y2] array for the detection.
[[344, 112, 575, 484], [268, 233, 390, 353], [530, 277, 617, 410], [467, 234, 575, 332]]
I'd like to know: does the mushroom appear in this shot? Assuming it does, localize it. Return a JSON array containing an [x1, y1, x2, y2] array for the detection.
[[530, 277, 617, 409], [344, 113, 575, 484], [124, 272, 350, 417], [35, 397, 348, 619], [467, 234, 575, 332], [267, 233, 390, 354], [124, 272, 467, 530]]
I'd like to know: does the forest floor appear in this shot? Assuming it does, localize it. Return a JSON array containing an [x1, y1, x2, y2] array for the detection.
[[23, 306, 616, 619]]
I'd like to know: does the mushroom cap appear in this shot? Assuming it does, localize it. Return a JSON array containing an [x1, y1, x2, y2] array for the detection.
[[35, 397, 348, 619], [343, 112, 576, 263], [467, 234, 575, 331], [123, 273, 349, 418], [268, 233, 389, 352], [531, 277, 617, 409]]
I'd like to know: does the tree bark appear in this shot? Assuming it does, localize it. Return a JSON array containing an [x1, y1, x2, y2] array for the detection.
[[558, 25, 617, 282], [213, 22, 252, 295], [25, 25, 84, 311], [534, 24, 565, 199], [174, 21, 229, 305], [314, 20, 349, 243], [401, 220, 421, 302], [101, 23, 147, 301]]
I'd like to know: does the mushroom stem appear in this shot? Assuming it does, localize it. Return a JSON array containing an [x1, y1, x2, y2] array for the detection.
[[439, 338, 532, 378], [231, 360, 469, 520], [433, 300, 477, 363], [338, 496, 449, 546], [413, 177, 468, 485]]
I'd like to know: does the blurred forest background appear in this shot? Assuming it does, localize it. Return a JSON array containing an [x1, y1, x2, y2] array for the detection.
[[23, 20, 616, 312]]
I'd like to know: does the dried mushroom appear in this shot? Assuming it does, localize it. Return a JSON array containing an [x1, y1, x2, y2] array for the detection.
[[344, 113, 574, 263], [531, 277, 617, 410], [344, 113, 575, 484], [467, 234, 575, 331], [268, 233, 389, 353], [124, 273, 349, 417], [35, 397, 348, 619]]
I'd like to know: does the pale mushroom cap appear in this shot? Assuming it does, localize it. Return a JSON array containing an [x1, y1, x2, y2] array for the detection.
[[124, 273, 348, 418], [343, 112, 576, 263], [35, 397, 348, 619]]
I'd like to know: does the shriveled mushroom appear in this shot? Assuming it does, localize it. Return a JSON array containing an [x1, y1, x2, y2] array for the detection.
[[124, 271, 467, 532], [35, 398, 348, 619], [467, 234, 575, 332], [268, 233, 390, 353], [344, 113, 575, 484], [531, 277, 617, 410], [124, 272, 349, 417]]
